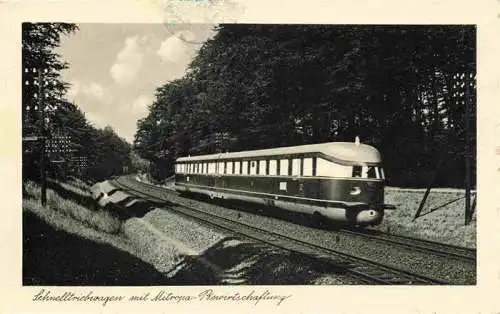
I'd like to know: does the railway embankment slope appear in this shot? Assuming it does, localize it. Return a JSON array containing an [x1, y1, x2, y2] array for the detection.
[[22, 179, 355, 285]]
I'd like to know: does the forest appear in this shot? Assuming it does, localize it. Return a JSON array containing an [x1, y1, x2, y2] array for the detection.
[[22, 23, 141, 183], [134, 24, 476, 188]]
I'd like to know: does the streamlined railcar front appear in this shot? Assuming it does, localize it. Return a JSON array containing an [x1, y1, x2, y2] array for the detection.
[[314, 143, 386, 226]]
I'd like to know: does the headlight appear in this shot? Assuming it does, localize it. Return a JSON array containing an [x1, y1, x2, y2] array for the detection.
[[350, 186, 361, 195]]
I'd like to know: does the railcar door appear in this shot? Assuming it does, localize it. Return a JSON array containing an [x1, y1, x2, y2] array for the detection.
[[214, 155, 226, 190]]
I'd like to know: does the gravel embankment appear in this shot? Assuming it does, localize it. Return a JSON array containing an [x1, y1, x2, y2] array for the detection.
[[146, 190, 475, 285], [122, 208, 359, 284]]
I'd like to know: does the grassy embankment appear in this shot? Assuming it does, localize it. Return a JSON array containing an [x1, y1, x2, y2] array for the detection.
[[22, 179, 170, 285], [379, 187, 476, 248], [23, 179, 337, 285], [23, 179, 121, 235]]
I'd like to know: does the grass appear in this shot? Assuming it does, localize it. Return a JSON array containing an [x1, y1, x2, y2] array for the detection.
[[376, 187, 476, 248], [24, 180, 122, 234], [121, 217, 184, 273]]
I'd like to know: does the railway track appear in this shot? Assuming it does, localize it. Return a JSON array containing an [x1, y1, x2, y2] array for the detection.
[[121, 176, 476, 263], [112, 177, 447, 285], [339, 228, 476, 262]]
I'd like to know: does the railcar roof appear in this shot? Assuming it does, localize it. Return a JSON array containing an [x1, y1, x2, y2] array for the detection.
[[176, 142, 382, 163]]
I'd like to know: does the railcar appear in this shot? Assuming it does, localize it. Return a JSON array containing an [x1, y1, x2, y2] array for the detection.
[[173, 140, 387, 226]]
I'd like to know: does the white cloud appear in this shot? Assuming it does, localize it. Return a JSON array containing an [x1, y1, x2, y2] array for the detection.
[[84, 111, 106, 128], [65, 80, 106, 101], [110, 36, 144, 84], [85, 82, 105, 100], [157, 31, 196, 61], [66, 80, 80, 100], [131, 95, 152, 115], [156, 31, 198, 79]]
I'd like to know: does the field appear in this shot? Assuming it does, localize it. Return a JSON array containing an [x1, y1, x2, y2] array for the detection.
[[379, 187, 476, 248]]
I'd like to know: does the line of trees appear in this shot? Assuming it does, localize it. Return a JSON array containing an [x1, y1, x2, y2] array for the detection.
[[22, 23, 143, 183], [134, 24, 476, 188]]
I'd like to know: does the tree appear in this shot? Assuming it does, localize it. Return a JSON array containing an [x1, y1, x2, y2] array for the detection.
[[134, 24, 476, 187], [22, 23, 78, 182]]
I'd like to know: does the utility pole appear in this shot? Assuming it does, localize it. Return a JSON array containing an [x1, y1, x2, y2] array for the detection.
[[38, 68, 47, 206], [464, 71, 475, 225]]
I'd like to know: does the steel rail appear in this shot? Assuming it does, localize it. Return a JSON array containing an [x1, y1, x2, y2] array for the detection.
[[339, 228, 476, 262], [112, 177, 447, 285], [122, 175, 476, 263]]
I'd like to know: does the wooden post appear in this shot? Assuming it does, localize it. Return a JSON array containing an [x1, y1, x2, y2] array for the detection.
[[38, 68, 47, 206], [413, 155, 446, 221], [464, 72, 473, 225]]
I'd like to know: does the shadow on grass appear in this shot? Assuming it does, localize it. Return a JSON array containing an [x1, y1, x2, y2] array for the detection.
[[23, 211, 352, 285], [105, 195, 169, 221], [46, 180, 97, 210], [167, 237, 350, 285], [23, 211, 170, 286], [44, 179, 160, 221]]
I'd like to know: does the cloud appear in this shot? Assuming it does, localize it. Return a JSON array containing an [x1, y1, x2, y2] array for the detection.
[[66, 80, 80, 100], [131, 94, 152, 115], [85, 82, 105, 100], [110, 36, 144, 84], [156, 31, 199, 79], [84, 111, 106, 128], [65, 80, 106, 101], [157, 31, 195, 61]]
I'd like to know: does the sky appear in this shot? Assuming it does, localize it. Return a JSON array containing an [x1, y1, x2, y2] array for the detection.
[[57, 23, 216, 143]]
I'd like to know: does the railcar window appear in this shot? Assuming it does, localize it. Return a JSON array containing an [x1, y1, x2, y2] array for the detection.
[[250, 160, 257, 175], [352, 165, 362, 177], [217, 162, 224, 174], [227, 161, 233, 174], [316, 158, 352, 177], [269, 160, 277, 175], [234, 161, 241, 174], [280, 159, 289, 176], [292, 158, 300, 176], [303, 158, 313, 176], [363, 166, 377, 178], [207, 163, 215, 174], [242, 161, 248, 175], [259, 160, 266, 175]]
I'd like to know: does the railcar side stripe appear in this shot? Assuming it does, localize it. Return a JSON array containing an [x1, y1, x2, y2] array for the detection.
[[176, 182, 369, 207]]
